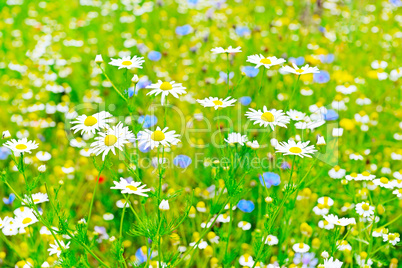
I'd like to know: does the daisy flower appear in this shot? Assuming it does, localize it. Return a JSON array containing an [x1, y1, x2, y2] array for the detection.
[[196, 96, 237, 110], [238, 254, 254, 267], [211, 46, 242, 54], [146, 80, 187, 105], [111, 178, 151, 197], [323, 257, 343, 268], [108, 55, 145, 69], [3, 138, 39, 154], [323, 214, 356, 226], [392, 188, 402, 198], [286, 109, 307, 121], [292, 243, 310, 253], [280, 63, 320, 75], [275, 140, 317, 158], [373, 177, 394, 189], [137, 126, 180, 150], [23, 192, 49, 205], [246, 54, 286, 69], [355, 202, 375, 217], [264, 235, 279, 245], [328, 166, 346, 179], [224, 132, 247, 146], [383, 233, 400, 246], [238, 221, 251, 230], [48, 240, 70, 257], [70, 111, 113, 135], [245, 107, 290, 130], [15, 209, 39, 228], [90, 122, 135, 160]]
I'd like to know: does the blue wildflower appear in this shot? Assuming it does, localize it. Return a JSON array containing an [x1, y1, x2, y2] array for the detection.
[[173, 155, 192, 168], [237, 200, 255, 213], [148, 51, 162, 61], [235, 26, 250, 37], [138, 115, 158, 128], [239, 96, 252, 106], [219, 71, 234, 83], [242, 66, 259, 77], [259, 172, 281, 188], [135, 247, 148, 264], [0, 147, 11, 160], [175, 25, 193, 36], [313, 71, 330, 84], [324, 110, 339, 121]]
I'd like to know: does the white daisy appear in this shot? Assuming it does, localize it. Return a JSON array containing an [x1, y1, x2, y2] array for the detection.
[[15, 209, 39, 228], [111, 178, 151, 197], [48, 240, 70, 257], [328, 166, 346, 179], [246, 54, 286, 69], [245, 107, 290, 130], [383, 233, 400, 246], [146, 80, 187, 105], [237, 221, 251, 231], [275, 140, 317, 158], [292, 243, 310, 253], [355, 202, 375, 217], [224, 132, 247, 146], [238, 254, 254, 267], [211, 46, 242, 54], [280, 63, 320, 75], [373, 177, 394, 189], [323, 257, 343, 268], [90, 122, 135, 160], [286, 109, 307, 121], [36, 151, 52, 161], [264, 235, 279, 245], [108, 55, 145, 69], [196, 96, 237, 110], [393, 188, 402, 198], [137, 126, 180, 150], [70, 111, 113, 135], [323, 214, 356, 226], [23, 192, 49, 205], [3, 138, 39, 154]]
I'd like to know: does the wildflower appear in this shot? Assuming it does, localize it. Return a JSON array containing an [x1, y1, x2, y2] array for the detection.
[[131, 74, 139, 83], [355, 202, 375, 217], [383, 233, 400, 246], [173, 155, 192, 168], [137, 126, 181, 150], [322, 257, 343, 268], [317, 136, 326, 145], [287, 109, 307, 121], [159, 200, 170, 211], [323, 214, 356, 226], [238, 253, 254, 267], [264, 235, 279, 245], [90, 122, 135, 160], [246, 54, 286, 69], [211, 46, 242, 54], [108, 55, 145, 69], [245, 107, 290, 130], [259, 172, 281, 188], [292, 243, 310, 253], [372, 177, 394, 189], [224, 132, 247, 146], [275, 140, 317, 158], [48, 240, 70, 257], [2, 130, 11, 139], [38, 165, 46, 173], [23, 193, 49, 205], [70, 111, 113, 135], [237, 200, 255, 213], [197, 96, 237, 110], [280, 63, 320, 75], [238, 221, 251, 230], [246, 140, 259, 149], [3, 138, 39, 155], [392, 188, 402, 198], [36, 151, 51, 161], [146, 80, 187, 105], [95, 54, 103, 63], [15, 209, 39, 228], [328, 166, 346, 179], [111, 178, 151, 197]]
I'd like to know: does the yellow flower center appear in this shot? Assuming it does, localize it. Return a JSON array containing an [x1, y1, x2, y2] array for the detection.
[[296, 69, 304, 74], [244, 254, 250, 262], [212, 100, 223, 106], [361, 203, 370, 211], [160, 82, 173, 91], [121, 60, 132, 66], [298, 243, 305, 249], [350, 172, 358, 177], [261, 112, 275, 122], [388, 234, 396, 240], [151, 130, 165, 141], [126, 185, 138, 191], [334, 166, 341, 171], [22, 218, 32, 225], [33, 199, 40, 203], [16, 144, 27, 150], [104, 135, 118, 146], [380, 177, 389, 184], [260, 58, 272, 64], [362, 171, 370, 176], [267, 237, 272, 241], [289, 147, 302, 154], [84, 116, 98, 126]]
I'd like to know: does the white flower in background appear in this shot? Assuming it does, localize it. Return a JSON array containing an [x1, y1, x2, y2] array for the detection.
[[146, 80, 187, 105], [238, 254, 254, 267], [292, 243, 310, 253], [317, 135, 326, 145], [70, 111, 113, 135], [211, 46, 242, 54], [95, 54, 103, 63], [90, 122, 135, 160], [247, 54, 286, 69], [238, 221, 251, 230], [137, 126, 181, 150], [355, 202, 375, 217], [372, 177, 394, 189], [328, 166, 346, 179], [108, 55, 145, 69], [159, 200, 170, 211], [323, 214, 356, 226], [23, 193, 49, 205], [245, 107, 290, 130], [2, 130, 11, 139], [225, 132, 247, 146], [111, 178, 151, 197], [38, 165, 46, 173], [322, 257, 343, 268], [275, 140, 317, 158], [264, 235, 279, 245], [3, 138, 39, 154], [36, 151, 52, 161], [246, 140, 260, 149], [15, 209, 39, 228], [48, 240, 71, 257], [280, 63, 320, 75], [197, 96, 237, 110], [383, 233, 400, 246], [286, 109, 307, 121]]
